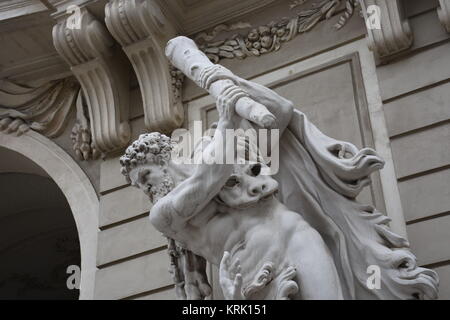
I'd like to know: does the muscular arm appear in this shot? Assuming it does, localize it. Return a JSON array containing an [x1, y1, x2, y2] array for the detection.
[[199, 66, 294, 135], [150, 119, 235, 235]]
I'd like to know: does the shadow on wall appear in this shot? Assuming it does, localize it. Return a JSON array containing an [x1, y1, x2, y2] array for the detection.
[[0, 154, 81, 300]]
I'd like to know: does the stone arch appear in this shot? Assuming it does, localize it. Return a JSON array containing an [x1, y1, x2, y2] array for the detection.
[[0, 130, 98, 300]]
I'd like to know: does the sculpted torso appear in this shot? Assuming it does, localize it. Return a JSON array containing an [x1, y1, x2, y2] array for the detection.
[[199, 199, 342, 300]]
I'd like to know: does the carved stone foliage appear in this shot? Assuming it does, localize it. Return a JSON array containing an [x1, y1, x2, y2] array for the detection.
[[360, 0, 413, 62], [438, 0, 450, 33], [170, 66, 185, 103], [195, 0, 360, 63], [53, 7, 130, 155], [105, 0, 184, 134], [70, 91, 101, 161]]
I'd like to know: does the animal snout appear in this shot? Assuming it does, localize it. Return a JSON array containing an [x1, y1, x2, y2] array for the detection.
[[249, 183, 267, 196]]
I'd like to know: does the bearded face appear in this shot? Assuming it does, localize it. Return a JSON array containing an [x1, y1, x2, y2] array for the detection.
[[129, 163, 175, 203]]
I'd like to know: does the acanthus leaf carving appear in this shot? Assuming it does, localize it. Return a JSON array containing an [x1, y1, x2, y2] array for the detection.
[[71, 90, 101, 161], [105, 0, 184, 134], [53, 7, 130, 155]]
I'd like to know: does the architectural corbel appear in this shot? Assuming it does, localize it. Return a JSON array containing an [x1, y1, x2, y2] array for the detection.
[[52, 7, 130, 154], [438, 0, 450, 33], [105, 0, 184, 134], [360, 0, 413, 63]]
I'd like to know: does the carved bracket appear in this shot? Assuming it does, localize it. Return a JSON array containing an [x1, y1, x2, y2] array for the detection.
[[360, 0, 413, 63], [105, 0, 184, 134], [438, 0, 450, 33], [52, 7, 130, 154]]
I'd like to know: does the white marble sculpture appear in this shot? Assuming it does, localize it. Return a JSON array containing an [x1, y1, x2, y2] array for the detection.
[[120, 36, 439, 300]]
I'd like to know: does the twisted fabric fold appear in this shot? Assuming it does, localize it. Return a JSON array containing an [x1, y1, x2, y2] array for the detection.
[[289, 110, 385, 198]]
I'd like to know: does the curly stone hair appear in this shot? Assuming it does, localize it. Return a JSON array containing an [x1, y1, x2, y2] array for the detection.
[[120, 132, 173, 183]]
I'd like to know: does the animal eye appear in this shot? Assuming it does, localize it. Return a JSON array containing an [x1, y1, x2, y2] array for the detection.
[[138, 169, 151, 184], [225, 175, 240, 188], [250, 163, 261, 176]]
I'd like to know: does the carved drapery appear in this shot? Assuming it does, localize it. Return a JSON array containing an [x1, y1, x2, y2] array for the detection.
[[52, 7, 130, 155], [0, 78, 78, 137], [360, 0, 413, 62], [438, 0, 450, 33], [0, 78, 100, 160], [105, 0, 184, 134]]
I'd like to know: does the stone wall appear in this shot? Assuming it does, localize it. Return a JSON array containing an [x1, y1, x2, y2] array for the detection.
[[378, 0, 450, 300], [94, 103, 175, 299]]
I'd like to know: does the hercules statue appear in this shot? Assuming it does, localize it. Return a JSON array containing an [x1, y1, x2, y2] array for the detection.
[[119, 36, 439, 300]]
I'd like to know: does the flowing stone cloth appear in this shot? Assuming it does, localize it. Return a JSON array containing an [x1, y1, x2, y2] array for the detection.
[[274, 109, 438, 299], [0, 78, 79, 137]]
